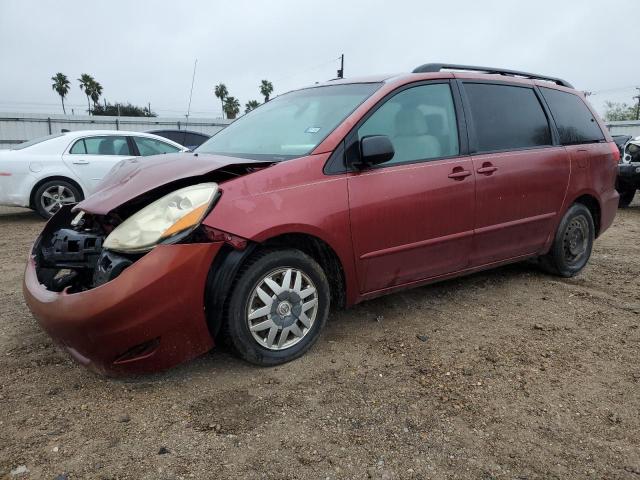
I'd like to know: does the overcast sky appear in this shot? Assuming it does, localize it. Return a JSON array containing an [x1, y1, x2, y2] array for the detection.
[[1, 0, 638, 118]]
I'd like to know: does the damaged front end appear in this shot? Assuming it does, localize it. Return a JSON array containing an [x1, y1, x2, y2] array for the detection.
[[32, 159, 266, 293], [23, 154, 269, 374], [34, 207, 135, 293]]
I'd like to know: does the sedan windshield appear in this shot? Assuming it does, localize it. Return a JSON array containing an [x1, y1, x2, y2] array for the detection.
[[196, 83, 381, 160]]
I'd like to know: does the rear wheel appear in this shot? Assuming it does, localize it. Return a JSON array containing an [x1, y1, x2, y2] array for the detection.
[[223, 249, 330, 366], [540, 203, 594, 277], [617, 187, 635, 208], [33, 179, 82, 219]]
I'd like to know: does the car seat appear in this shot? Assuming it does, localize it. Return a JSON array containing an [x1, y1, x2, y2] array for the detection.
[[393, 108, 441, 163]]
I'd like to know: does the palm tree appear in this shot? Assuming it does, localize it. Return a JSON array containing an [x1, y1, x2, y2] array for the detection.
[[78, 73, 95, 114], [214, 83, 228, 119], [88, 81, 103, 109], [260, 80, 274, 102], [245, 100, 260, 113], [51, 73, 70, 114], [223, 96, 240, 119]]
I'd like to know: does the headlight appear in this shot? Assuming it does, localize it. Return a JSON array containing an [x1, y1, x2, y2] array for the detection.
[[103, 183, 218, 253]]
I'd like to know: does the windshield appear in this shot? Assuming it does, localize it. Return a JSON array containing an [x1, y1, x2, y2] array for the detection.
[[196, 83, 381, 160], [12, 133, 65, 150]]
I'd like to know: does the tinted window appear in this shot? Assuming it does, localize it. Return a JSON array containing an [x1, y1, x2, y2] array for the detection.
[[184, 133, 209, 147], [79, 136, 131, 155], [464, 83, 551, 152], [357, 83, 459, 165], [539, 87, 604, 145], [134, 137, 181, 156]]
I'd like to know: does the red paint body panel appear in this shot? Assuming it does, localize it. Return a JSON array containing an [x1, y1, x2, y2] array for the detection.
[[202, 153, 360, 305], [23, 243, 222, 375], [22, 69, 620, 375], [347, 158, 475, 291], [470, 147, 570, 265]]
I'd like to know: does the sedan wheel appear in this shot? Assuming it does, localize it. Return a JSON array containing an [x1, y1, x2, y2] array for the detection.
[[33, 180, 83, 219], [41, 185, 76, 215]]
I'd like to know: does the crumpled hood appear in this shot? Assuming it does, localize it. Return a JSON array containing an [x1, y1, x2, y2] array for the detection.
[[76, 153, 265, 215]]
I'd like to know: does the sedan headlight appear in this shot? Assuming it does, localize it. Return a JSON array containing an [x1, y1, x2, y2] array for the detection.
[[104, 183, 218, 253]]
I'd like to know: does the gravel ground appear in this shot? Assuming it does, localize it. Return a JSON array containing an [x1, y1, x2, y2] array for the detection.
[[1, 204, 639, 480]]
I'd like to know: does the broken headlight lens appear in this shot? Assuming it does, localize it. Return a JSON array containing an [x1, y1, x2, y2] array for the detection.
[[103, 183, 218, 253]]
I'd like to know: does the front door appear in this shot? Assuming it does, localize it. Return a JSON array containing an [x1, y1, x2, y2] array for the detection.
[[460, 82, 570, 266], [347, 82, 476, 293], [63, 135, 135, 192]]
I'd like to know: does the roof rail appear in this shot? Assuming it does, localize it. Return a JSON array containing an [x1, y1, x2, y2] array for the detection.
[[412, 63, 574, 89]]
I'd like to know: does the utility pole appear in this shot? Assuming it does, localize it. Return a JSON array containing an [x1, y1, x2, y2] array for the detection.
[[337, 54, 344, 79], [634, 87, 640, 121]]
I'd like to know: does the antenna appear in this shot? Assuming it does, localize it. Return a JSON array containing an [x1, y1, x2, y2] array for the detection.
[[184, 59, 198, 146]]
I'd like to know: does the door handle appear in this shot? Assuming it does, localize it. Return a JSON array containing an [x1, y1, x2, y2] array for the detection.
[[477, 162, 497, 175], [448, 169, 472, 180], [72, 160, 90, 165]]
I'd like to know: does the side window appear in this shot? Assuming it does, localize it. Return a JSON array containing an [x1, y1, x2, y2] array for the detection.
[[69, 139, 87, 154], [134, 137, 181, 156], [83, 136, 132, 155], [357, 83, 459, 165], [464, 83, 552, 152], [539, 87, 604, 145]]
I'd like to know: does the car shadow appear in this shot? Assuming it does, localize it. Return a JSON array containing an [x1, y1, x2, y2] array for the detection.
[[0, 207, 43, 224]]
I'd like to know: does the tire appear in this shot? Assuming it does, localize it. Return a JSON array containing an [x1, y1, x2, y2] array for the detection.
[[33, 179, 83, 219], [617, 187, 635, 208], [223, 249, 330, 366], [540, 203, 594, 277]]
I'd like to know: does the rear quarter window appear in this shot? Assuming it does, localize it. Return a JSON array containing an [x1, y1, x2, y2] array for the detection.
[[463, 83, 552, 153], [539, 87, 604, 145]]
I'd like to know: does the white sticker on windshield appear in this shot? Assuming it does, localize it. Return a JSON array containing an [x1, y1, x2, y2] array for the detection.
[[305, 127, 321, 133]]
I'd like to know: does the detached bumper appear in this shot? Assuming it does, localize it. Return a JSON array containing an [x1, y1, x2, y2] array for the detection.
[[23, 242, 223, 375]]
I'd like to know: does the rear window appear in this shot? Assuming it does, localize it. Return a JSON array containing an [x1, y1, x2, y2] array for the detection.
[[464, 83, 551, 153], [539, 87, 604, 145]]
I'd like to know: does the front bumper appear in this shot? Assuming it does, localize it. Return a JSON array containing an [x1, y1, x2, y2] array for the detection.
[[617, 163, 640, 189], [23, 241, 223, 376]]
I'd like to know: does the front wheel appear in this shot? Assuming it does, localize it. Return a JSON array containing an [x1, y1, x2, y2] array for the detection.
[[223, 249, 330, 366], [539, 203, 594, 277]]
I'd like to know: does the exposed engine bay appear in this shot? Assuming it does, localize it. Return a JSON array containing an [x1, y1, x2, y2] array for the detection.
[[33, 162, 268, 293], [34, 207, 137, 293]]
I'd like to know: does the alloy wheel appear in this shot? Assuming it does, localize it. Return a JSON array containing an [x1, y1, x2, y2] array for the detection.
[[40, 185, 76, 215]]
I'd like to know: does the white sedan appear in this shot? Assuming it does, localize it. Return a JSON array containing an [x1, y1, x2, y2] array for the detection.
[[0, 130, 188, 218]]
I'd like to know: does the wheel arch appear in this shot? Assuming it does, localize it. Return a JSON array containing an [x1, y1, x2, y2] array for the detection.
[[572, 193, 601, 237], [29, 175, 85, 209], [205, 231, 348, 339]]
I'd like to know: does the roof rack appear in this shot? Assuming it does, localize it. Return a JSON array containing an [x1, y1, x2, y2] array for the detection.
[[412, 63, 574, 89]]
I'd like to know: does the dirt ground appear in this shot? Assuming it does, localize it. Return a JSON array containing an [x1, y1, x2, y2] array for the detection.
[[1, 204, 639, 480]]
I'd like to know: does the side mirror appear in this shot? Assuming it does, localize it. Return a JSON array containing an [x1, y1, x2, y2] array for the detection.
[[358, 135, 394, 168]]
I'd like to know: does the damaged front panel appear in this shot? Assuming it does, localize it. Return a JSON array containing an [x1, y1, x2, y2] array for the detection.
[[32, 161, 267, 293]]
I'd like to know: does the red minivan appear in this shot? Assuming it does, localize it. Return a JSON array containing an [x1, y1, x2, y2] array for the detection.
[[23, 64, 619, 375]]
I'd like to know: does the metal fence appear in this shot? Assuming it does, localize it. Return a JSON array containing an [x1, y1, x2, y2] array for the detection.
[[0, 113, 232, 149], [606, 120, 640, 138]]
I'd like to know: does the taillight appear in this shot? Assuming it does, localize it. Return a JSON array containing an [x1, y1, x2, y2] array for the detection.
[[609, 142, 621, 164]]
